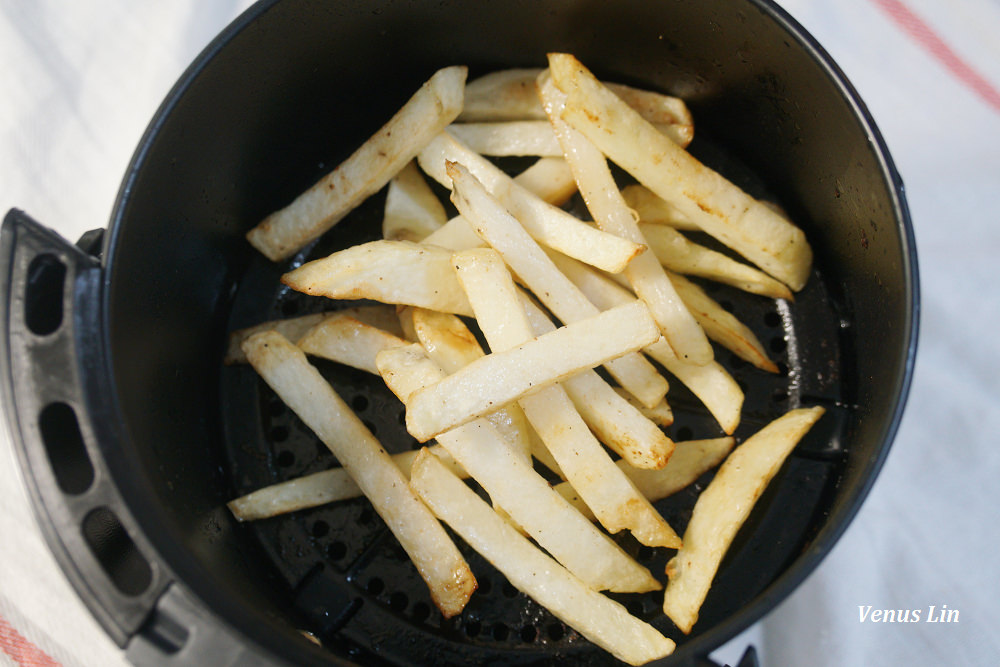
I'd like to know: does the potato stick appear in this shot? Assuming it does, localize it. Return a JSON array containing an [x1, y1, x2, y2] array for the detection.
[[247, 66, 467, 261], [443, 161, 668, 408], [666, 271, 779, 373], [396, 305, 418, 342], [613, 387, 674, 427], [382, 160, 448, 242], [404, 298, 659, 443], [639, 223, 794, 300], [421, 156, 576, 251], [296, 315, 411, 374], [240, 331, 475, 617], [551, 251, 744, 434], [539, 72, 713, 365], [377, 345, 661, 593], [621, 184, 700, 231], [548, 53, 812, 291], [410, 449, 675, 665], [224, 305, 403, 364], [663, 407, 826, 633], [555, 437, 735, 521], [452, 247, 681, 547], [459, 66, 693, 148], [227, 444, 465, 521], [411, 307, 534, 461], [448, 120, 682, 158], [517, 291, 675, 469], [281, 240, 474, 316], [419, 131, 642, 273]]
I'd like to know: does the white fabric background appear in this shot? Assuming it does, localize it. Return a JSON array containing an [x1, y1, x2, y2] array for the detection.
[[1, 1, 998, 665]]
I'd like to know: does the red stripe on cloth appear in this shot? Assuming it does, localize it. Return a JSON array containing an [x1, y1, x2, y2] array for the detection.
[[872, 0, 1000, 112], [0, 615, 61, 667]]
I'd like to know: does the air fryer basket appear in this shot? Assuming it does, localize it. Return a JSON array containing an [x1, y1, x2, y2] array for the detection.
[[1, 0, 917, 665]]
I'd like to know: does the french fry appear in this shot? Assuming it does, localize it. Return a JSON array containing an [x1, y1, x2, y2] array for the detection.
[[382, 160, 448, 242], [555, 437, 735, 520], [240, 331, 475, 617], [419, 131, 643, 273], [539, 71, 714, 365], [613, 387, 674, 427], [667, 271, 779, 373], [421, 156, 577, 251], [410, 307, 535, 461], [458, 67, 694, 148], [410, 449, 675, 666], [551, 251, 744, 434], [548, 53, 812, 291], [403, 298, 660, 443], [224, 305, 403, 364], [447, 121, 564, 157], [621, 183, 700, 232], [663, 407, 826, 633], [247, 66, 467, 261], [639, 223, 794, 300], [452, 247, 681, 547], [281, 240, 474, 316], [296, 314, 411, 374], [443, 161, 669, 409], [376, 344, 661, 593], [226, 444, 465, 521]]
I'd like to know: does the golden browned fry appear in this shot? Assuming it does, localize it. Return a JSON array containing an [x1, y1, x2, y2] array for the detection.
[[410, 449, 675, 665], [548, 53, 812, 291], [240, 331, 475, 617], [247, 66, 466, 261], [663, 407, 826, 633]]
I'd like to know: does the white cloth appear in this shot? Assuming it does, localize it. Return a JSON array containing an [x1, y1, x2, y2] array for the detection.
[[1, 1, 998, 665]]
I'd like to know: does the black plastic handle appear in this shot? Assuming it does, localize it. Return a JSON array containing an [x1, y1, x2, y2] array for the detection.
[[0, 209, 174, 647]]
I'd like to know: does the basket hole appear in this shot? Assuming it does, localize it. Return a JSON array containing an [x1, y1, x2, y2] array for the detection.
[[312, 520, 329, 538], [351, 395, 369, 412], [270, 426, 289, 443], [501, 581, 518, 598], [769, 336, 788, 353], [25, 253, 66, 336], [491, 623, 509, 641], [519, 625, 537, 643], [464, 620, 481, 637], [276, 450, 295, 467], [411, 602, 430, 622], [366, 577, 384, 595], [763, 311, 782, 328], [38, 402, 93, 495], [328, 541, 347, 560], [359, 507, 374, 524], [389, 592, 408, 612], [268, 399, 286, 417], [547, 623, 565, 641], [82, 507, 152, 597], [477, 577, 492, 596]]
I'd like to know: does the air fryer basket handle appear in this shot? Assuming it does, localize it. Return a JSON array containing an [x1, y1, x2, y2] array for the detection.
[[0, 209, 174, 647]]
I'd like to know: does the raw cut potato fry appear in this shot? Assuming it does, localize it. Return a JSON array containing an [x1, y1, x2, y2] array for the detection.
[[539, 71, 714, 365], [227, 444, 464, 521], [403, 298, 660, 443], [443, 161, 668, 408], [247, 66, 467, 261], [555, 437, 735, 521], [551, 251, 744, 434], [281, 240, 474, 316], [451, 247, 680, 547], [411, 307, 535, 461], [548, 53, 812, 291], [382, 160, 448, 242], [296, 315, 411, 374], [621, 183, 700, 232], [448, 120, 683, 158], [377, 344, 661, 593], [663, 407, 826, 633], [240, 331, 475, 617], [458, 67, 693, 148], [639, 223, 794, 300], [410, 449, 675, 665], [421, 157, 577, 251], [517, 291, 675, 469], [667, 271, 779, 373], [419, 132, 643, 273], [613, 387, 674, 427], [224, 305, 403, 364]]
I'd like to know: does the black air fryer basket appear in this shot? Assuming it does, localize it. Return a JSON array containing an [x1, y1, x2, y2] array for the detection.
[[1, 1, 918, 665]]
